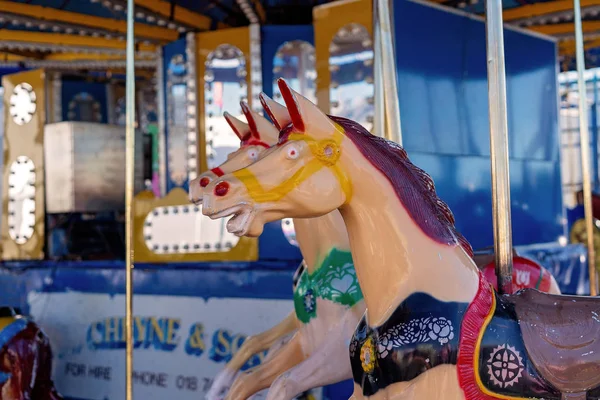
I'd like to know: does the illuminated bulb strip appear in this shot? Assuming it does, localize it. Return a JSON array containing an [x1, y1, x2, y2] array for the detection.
[[0, 41, 156, 59], [51, 73, 63, 123], [95, 0, 192, 33], [554, 32, 600, 41], [185, 32, 198, 182], [249, 24, 263, 114], [236, 0, 259, 24], [155, 47, 167, 196], [0, 12, 131, 41], [8, 156, 36, 245], [509, 7, 600, 27], [0, 59, 156, 70], [143, 205, 240, 254]]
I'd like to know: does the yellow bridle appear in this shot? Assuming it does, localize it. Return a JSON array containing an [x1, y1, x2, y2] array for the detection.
[[232, 124, 353, 204]]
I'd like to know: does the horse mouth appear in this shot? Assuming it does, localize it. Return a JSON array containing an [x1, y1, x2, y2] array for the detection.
[[188, 186, 204, 206], [206, 204, 255, 237]]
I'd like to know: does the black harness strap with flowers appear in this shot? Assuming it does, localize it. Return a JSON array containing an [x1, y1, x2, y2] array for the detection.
[[349, 291, 469, 396]]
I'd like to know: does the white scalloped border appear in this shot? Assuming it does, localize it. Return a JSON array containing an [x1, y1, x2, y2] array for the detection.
[[143, 204, 241, 254]]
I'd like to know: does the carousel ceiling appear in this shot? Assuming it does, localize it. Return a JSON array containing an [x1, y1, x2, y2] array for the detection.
[[0, 0, 598, 72]]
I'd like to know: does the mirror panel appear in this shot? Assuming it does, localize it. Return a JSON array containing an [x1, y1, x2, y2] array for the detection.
[[272, 40, 317, 105], [67, 92, 102, 122], [329, 23, 374, 132], [167, 54, 188, 187], [204, 44, 248, 170], [272, 40, 317, 247]]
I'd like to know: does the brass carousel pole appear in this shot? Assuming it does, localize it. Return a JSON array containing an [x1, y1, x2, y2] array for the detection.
[[573, 0, 598, 296], [373, 14, 385, 138], [125, 0, 136, 397], [484, 0, 513, 294], [373, 0, 403, 145]]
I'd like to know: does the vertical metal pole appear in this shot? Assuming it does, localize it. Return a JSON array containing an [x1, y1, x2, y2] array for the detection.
[[372, 5, 385, 138], [574, 0, 598, 296], [373, 0, 403, 145], [485, 0, 513, 295], [592, 75, 599, 191], [125, 0, 136, 397]]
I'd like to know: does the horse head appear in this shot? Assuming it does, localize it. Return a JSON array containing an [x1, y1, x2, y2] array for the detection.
[[188, 101, 279, 204], [201, 78, 353, 237]]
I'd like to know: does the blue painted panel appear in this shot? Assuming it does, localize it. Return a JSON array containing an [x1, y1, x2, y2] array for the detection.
[[409, 153, 563, 249], [61, 80, 108, 124], [394, 0, 559, 162], [517, 243, 590, 295], [162, 38, 188, 193], [258, 221, 303, 261], [566, 204, 585, 230], [261, 25, 314, 99], [0, 67, 27, 81], [0, 264, 296, 313]]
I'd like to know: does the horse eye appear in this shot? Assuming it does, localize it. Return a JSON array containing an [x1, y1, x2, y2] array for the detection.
[[247, 149, 258, 160], [286, 146, 299, 160]]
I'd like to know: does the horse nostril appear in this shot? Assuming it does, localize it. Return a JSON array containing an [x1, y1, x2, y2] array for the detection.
[[200, 177, 211, 187], [214, 181, 230, 197]]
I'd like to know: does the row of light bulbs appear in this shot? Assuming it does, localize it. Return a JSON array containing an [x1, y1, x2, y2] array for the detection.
[[0, 59, 157, 70], [143, 205, 236, 254], [185, 33, 199, 181], [511, 6, 600, 27], [90, 0, 191, 33], [236, 0, 259, 25], [0, 40, 156, 57], [0, 12, 158, 45]]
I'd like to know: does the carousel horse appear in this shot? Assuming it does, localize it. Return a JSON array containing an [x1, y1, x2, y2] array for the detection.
[[190, 104, 560, 400], [202, 78, 600, 400], [189, 101, 366, 400], [196, 100, 561, 400], [190, 106, 303, 400], [0, 307, 63, 400], [196, 96, 560, 400]]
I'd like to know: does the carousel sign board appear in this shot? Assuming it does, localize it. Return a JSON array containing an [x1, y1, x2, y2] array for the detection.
[[27, 291, 302, 400]]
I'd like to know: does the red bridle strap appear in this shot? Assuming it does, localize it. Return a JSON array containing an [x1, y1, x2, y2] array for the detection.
[[211, 167, 224, 177], [241, 137, 270, 149]]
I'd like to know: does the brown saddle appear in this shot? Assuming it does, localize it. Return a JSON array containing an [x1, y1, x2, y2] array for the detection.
[[508, 289, 600, 398]]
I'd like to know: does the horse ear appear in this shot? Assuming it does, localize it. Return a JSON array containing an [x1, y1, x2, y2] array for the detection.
[[224, 112, 250, 140], [277, 78, 331, 134], [259, 92, 291, 131], [240, 101, 279, 146]]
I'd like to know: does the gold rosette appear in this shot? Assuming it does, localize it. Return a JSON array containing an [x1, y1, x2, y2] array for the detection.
[[360, 337, 376, 373]]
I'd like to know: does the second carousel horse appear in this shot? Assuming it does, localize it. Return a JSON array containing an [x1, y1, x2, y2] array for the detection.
[[474, 249, 561, 294], [203, 79, 599, 400], [0, 307, 63, 400], [190, 101, 366, 400], [190, 106, 298, 400]]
